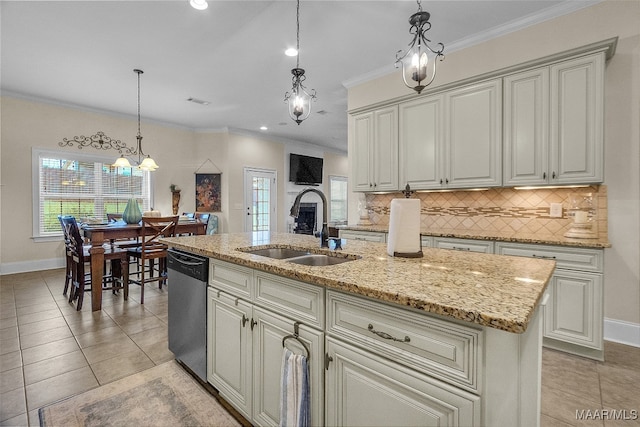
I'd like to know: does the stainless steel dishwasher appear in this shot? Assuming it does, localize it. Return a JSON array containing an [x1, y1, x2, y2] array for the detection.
[[167, 248, 208, 382]]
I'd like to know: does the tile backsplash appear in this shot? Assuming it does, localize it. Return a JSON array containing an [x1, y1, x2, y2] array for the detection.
[[365, 185, 607, 239]]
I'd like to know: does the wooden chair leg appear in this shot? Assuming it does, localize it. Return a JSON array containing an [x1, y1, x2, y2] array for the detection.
[[63, 254, 71, 296], [123, 257, 129, 301]]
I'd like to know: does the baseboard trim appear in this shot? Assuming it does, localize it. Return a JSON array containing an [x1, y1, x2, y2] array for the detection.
[[0, 258, 65, 276], [604, 318, 640, 348]]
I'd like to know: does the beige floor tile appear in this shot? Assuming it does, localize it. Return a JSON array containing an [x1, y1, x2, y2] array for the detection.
[[91, 348, 155, 384], [21, 337, 80, 366], [0, 326, 18, 341], [541, 413, 575, 426], [81, 335, 139, 364], [14, 295, 55, 309], [0, 387, 26, 423], [66, 314, 118, 335], [23, 350, 88, 386], [27, 408, 40, 427], [0, 305, 16, 321], [19, 325, 73, 350], [0, 351, 22, 373], [17, 316, 68, 337], [541, 383, 603, 426], [0, 337, 19, 356], [16, 309, 61, 326], [25, 366, 98, 411], [116, 314, 165, 335], [16, 301, 59, 316], [0, 367, 24, 394], [74, 325, 128, 349], [597, 364, 640, 409], [0, 412, 28, 427], [140, 338, 174, 365], [603, 341, 640, 372], [0, 317, 17, 330]]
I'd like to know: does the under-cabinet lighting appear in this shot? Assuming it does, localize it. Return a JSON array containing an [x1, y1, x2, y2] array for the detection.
[[514, 185, 591, 190]]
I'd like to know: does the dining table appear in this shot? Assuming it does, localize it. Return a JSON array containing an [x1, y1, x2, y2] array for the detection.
[[82, 219, 207, 311]]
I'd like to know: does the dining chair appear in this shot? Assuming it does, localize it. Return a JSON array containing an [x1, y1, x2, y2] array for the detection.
[[58, 215, 76, 296], [60, 216, 129, 310], [106, 213, 123, 222], [206, 214, 219, 235], [127, 215, 178, 304]]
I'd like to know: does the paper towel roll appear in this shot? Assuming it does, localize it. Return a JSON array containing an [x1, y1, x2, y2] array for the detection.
[[387, 198, 421, 257]]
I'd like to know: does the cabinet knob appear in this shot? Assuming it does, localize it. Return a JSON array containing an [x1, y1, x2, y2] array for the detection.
[[552, 171, 556, 179], [325, 353, 333, 370], [250, 319, 257, 330], [440, 179, 443, 185], [543, 172, 547, 180], [241, 314, 248, 327]]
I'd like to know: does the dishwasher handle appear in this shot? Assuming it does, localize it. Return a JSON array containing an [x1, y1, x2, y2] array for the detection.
[[167, 249, 209, 281]]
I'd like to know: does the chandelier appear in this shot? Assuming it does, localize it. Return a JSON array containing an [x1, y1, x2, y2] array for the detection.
[[113, 69, 159, 171], [284, 0, 317, 125], [395, 0, 445, 94]]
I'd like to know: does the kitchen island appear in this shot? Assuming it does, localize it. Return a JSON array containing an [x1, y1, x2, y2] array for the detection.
[[162, 232, 556, 427]]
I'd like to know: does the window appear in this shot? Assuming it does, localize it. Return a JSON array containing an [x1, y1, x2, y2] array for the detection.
[[329, 175, 348, 223], [33, 148, 152, 239]]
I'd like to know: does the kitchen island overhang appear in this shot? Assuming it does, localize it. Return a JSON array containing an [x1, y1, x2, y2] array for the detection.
[[161, 232, 555, 334]]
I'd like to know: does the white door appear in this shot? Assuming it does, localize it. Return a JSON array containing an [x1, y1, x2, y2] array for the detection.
[[244, 168, 277, 232]]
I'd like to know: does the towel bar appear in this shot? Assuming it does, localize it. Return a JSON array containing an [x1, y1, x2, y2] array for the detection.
[[282, 321, 310, 360]]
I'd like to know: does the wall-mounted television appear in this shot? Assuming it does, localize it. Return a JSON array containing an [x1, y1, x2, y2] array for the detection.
[[289, 154, 323, 185]]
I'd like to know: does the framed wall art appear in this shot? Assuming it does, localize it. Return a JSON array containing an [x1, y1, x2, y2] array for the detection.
[[195, 173, 221, 212]]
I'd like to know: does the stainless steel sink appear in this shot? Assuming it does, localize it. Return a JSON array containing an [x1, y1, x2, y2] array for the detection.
[[286, 254, 357, 266], [242, 247, 310, 259]]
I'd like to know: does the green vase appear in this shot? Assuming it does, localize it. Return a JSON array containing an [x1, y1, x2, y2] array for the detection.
[[122, 198, 142, 224]]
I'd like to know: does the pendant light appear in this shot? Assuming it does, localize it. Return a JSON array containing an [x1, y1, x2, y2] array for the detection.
[[395, 0, 445, 94], [114, 69, 159, 171], [284, 0, 317, 125]]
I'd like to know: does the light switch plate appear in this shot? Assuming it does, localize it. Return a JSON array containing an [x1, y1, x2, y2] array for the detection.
[[549, 203, 563, 218]]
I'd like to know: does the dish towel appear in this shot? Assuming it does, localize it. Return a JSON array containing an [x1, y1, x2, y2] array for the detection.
[[279, 348, 310, 427]]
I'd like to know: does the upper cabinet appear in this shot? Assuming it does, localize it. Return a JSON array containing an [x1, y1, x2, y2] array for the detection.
[[351, 106, 399, 192], [351, 41, 613, 193], [503, 53, 605, 186], [399, 79, 502, 190]]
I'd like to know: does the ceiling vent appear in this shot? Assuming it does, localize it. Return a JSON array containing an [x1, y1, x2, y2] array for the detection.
[[187, 97, 210, 105]]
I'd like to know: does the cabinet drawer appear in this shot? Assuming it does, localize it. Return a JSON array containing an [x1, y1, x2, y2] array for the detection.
[[254, 272, 324, 329], [327, 290, 482, 393], [433, 237, 494, 253], [339, 230, 386, 243], [209, 259, 253, 299], [495, 242, 603, 272], [421, 236, 433, 247]]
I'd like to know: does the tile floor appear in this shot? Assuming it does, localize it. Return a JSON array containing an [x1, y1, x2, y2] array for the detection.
[[1, 268, 639, 426]]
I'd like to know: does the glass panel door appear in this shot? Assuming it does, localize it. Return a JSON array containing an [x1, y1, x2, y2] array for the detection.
[[244, 168, 277, 232]]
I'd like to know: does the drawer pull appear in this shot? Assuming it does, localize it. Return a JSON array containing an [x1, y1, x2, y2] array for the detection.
[[532, 254, 556, 260], [242, 314, 248, 327], [452, 246, 470, 251], [368, 324, 410, 343]]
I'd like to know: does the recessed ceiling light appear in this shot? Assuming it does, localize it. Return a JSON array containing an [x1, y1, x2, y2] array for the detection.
[[284, 47, 298, 57], [190, 0, 208, 11], [260, 126, 268, 131]]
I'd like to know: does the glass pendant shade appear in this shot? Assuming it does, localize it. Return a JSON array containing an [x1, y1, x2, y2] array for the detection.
[[287, 78, 314, 125], [113, 156, 132, 168], [139, 156, 159, 171]]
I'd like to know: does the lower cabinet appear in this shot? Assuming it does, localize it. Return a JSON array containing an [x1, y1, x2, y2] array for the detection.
[[325, 337, 481, 427], [495, 242, 604, 360], [207, 263, 325, 426]]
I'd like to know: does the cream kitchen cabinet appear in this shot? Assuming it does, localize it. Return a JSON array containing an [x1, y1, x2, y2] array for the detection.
[[504, 53, 604, 186], [338, 229, 386, 243], [433, 237, 495, 254], [495, 242, 604, 360], [350, 106, 399, 192], [207, 260, 325, 426], [399, 79, 502, 190]]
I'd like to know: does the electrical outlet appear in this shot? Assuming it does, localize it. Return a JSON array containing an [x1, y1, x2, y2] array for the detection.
[[549, 203, 563, 218]]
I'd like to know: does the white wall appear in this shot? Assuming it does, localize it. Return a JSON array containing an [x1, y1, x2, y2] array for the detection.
[[0, 96, 347, 273], [347, 0, 640, 331]]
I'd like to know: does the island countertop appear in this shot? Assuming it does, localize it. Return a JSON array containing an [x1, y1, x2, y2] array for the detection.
[[161, 232, 556, 334]]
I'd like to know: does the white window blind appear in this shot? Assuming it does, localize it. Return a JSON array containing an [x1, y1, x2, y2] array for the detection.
[[34, 149, 151, 237], [329, 175, 348, 223]]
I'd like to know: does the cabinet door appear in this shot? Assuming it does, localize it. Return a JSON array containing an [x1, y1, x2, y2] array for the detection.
[[325, 337, 480, 427], [550, 53, 604, 184], [373, 106, 399, 192], [207, 288, 253, 420], [445, 79, 502, 188], [252, 307, 324, 427], [544, 270, 603, 350], [399, 95, 444, 190], [350, 112, 374, 192], [503, 68, 550, 186]]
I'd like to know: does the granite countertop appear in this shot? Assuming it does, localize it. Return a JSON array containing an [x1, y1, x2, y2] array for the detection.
[[337, 225, 611, 248], [162, 232, 556, 334]]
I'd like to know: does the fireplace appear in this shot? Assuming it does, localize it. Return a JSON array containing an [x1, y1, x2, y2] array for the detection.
[[293, 202, 317, 235]]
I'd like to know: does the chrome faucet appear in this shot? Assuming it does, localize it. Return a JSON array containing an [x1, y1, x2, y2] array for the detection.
[[290, 188, 329, 248]]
